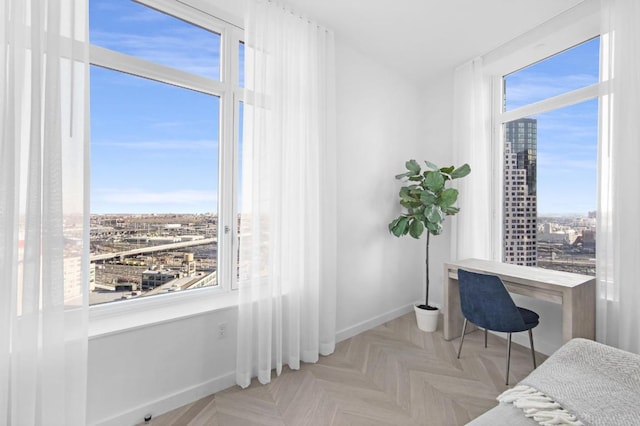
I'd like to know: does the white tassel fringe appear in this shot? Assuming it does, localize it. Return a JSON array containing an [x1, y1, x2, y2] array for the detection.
[[497, 385, 583, 426]]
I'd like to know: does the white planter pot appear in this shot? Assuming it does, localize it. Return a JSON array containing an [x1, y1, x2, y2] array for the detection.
[[414, 305, 439, 332]]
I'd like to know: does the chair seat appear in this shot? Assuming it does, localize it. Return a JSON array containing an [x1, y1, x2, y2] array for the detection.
[[518, 306, 540, 328]]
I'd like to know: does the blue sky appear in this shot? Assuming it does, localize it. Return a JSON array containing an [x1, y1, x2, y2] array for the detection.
[[89, 1, 599, 217], [90, 0, 223, 214], [505, 37, 600, 216]]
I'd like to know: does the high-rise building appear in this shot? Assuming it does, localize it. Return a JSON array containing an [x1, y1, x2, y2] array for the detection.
[[504, 118, 537, 195], [504, 118, 538, 266]]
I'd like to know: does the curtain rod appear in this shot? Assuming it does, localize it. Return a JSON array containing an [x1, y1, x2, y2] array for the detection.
[[267, 0, 332, 33]]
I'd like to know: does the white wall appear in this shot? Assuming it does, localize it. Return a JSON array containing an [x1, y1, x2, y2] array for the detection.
[[333, 42, 434, 339], [87, 39, 431, 426], [87, 308, 239, 425], [415, 71, 457, 311]]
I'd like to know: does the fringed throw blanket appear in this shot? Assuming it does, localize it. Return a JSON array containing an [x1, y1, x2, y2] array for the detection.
[[497, 338, 640, 426]]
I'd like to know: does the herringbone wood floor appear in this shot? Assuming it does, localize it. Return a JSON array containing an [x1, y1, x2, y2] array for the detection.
[[143, 313, 546, 426]]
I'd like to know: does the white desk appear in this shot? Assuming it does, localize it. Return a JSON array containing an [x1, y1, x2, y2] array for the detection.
[[443, 258, 596, 343]]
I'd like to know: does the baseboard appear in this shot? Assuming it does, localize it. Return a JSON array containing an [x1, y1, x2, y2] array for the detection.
[[91, 371, 236, 426], [335, 302, 418, 343]]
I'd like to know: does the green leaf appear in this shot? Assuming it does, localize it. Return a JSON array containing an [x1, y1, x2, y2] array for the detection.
[[426, 221, 443, 235], [439, 166, 454, 175], [409, 188, 422, 196], [389, 216, 410, 237], [403, 187, 422, 205], [424, 171, 445, 192], [395, 172, 410, 180], [401, 197, 421, 209], [444, 206, 460, 215], [424, 160, 439, 170], [399, 187, 415, 202], [439, 166, 453, 182], [405, 160, 421, 175], [451, 163, 471, 179], [409, 218, 424, 239], [425, 205, 444, 224], [420, 190, 437, 206], [439, 188, 459, 208]]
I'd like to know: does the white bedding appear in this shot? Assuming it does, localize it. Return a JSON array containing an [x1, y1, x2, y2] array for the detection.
[[467, 338, 640, 426]]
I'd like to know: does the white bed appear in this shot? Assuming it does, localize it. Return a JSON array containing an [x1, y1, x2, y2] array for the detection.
[[467, 338, 640, 425]]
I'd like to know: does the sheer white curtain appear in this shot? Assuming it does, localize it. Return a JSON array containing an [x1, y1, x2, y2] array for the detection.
[[236, 0, 337, 388], [451, 58, 493, 261], [0, 0, 89, 424], [597, 0, 640, 353]]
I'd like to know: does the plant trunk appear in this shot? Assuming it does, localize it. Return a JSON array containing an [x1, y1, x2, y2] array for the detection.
[[425, 232, 430, 308]]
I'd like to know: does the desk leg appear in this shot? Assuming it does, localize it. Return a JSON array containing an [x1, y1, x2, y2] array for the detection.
[[562, 279, 596, 342], [444, 268, 464, 341]]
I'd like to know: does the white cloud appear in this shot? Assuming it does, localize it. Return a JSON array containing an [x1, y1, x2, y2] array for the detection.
[[99, 189, 217, 205], [117, 9, 167, 23], [506, 73, 597, 108], [92, 139, 218, 151], [91, 30, 221, 78]]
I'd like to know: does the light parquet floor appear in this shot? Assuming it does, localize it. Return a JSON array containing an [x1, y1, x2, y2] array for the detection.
[[143, 313, 546, 426]]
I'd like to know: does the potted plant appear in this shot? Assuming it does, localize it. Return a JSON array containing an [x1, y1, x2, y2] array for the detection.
[[388, 160, 470, 332]]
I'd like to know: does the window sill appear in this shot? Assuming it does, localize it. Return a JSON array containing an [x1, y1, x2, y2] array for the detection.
[[88, 286, 239, 339]]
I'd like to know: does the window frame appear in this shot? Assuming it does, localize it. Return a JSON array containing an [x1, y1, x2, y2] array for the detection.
[[485, 9, 601, 263], [88, 0, 244, 329]]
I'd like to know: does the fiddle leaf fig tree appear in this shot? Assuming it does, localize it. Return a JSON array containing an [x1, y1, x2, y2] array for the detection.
[[389, 160, 471, 310]]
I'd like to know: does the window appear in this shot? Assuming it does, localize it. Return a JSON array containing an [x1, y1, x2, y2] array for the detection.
[[89, 0, 243, 305], [499, 37, 599, 276]]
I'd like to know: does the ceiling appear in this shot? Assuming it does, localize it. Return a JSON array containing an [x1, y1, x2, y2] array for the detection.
[[203, 0, 585, 83], [279, 0, 586, 83]]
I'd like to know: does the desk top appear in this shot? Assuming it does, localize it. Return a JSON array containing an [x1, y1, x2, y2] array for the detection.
[[446, 258, 595, 289]]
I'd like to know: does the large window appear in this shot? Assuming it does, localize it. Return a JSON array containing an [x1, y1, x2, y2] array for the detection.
[[500, 37, 599, 276], [89, 0, 243, 305]]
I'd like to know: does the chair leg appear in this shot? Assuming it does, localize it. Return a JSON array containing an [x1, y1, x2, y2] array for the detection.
[[528, 329, 537, 369], [505, 333, 512, 386], [457, 318, 468, 359], [484, 328, 488, 348]]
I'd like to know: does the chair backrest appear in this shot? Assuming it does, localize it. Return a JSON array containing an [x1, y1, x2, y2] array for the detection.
[[457, 269, 527, 333]]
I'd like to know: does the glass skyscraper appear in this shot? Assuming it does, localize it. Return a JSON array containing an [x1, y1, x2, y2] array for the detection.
[[504, 118, 537, 266]]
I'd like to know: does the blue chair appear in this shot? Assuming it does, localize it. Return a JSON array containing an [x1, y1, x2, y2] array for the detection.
[[456, 269, 539, 385]]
